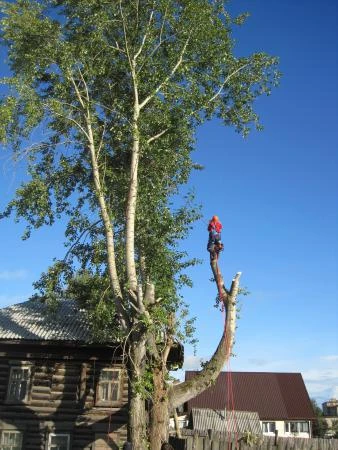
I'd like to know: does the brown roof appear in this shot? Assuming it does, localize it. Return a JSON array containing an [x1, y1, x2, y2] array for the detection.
[[185, 371, 315, 420]]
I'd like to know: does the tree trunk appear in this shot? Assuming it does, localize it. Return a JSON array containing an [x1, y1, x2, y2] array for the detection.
[[169, 268, 241, 409], [149, 366, 170, 450], [128, 338, 147, 448]]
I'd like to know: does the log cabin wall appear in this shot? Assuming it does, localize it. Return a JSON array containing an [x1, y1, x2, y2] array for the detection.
[[0, 342, 128, 449]]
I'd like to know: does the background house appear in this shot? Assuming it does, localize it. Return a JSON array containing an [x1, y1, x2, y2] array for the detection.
[[323, 399, 338, 438], [184, 371, 315, 438], [0, 299, 126, 449], [323, 399, 338, 417], [0, 299, 182, 450]]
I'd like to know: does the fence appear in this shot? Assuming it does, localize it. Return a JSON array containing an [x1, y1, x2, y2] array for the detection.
[[169, 431, 338, 450]]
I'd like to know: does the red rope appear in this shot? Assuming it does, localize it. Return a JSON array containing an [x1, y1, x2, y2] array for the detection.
[[229, 359, 239, 447]]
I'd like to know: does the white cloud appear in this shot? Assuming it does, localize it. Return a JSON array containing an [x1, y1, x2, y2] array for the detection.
[[302, 367, 338, 403], [183, 355, 203, 371], [0, 269, 28, 280], [321, 355, 338, 362], [302, 368, 338, 382], [331, 386, 338, 398]]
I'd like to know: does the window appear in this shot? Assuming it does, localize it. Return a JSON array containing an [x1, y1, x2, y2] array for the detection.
[[48, 434, 70, 450], [6, 367, 30, 402], [299, 422, 309, 432], [262, 422, 276, 433], [285, 421, 309, 433], [0, 431, 22, 450], [327, 406, 338, 416], [96, 369, 121, 405]]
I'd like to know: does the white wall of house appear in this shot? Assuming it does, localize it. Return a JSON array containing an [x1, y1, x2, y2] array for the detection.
[[261, 420, 311, 438]]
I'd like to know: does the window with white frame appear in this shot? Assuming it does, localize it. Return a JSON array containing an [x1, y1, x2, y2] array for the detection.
[[262, 422, 276, 433], [0, 430, 23, 450], [96, 369, 121, 405], [6, 367, 30, 402], [47, 434, 70, 450], [285, 421, 309, 433]]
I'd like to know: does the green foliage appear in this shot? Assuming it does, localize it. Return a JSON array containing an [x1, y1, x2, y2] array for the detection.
[[311, 399, 329, 438], [239, 431, 263, 447], [0, 0, 279, 345], [65, 271, 120, 342], [331, 420, 338, 439], [132, 366, 155, 400]]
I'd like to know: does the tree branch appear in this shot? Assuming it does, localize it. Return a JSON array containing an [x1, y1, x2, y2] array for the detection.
[[62, 219, 102, 263], [146, 128, 169, 144], [136, 3, 169, 75], [134, 8, 154, 61], [52, 110, 90, 140], [169, 267, 241, 409], [139, 34, 191, 110], [86, 114, 128, 330], [68, 74, 85, 109], [119, 0, 133, 69], [125, 59, 141, 292], [201, 63, 250, 109], [69, 69, 128, 330]]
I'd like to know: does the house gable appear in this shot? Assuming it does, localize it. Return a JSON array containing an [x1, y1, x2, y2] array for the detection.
[[185, 371, 315, 421]]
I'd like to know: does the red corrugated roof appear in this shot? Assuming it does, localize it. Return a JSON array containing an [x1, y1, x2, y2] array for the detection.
[[185, 371, 315, 420]]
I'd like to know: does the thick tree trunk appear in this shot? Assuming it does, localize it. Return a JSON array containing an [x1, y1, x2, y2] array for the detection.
[[128, 338, 147, 448], [149, 366, 170, 450], [169, 267, 241, 409], [126, 64, 140, 293]]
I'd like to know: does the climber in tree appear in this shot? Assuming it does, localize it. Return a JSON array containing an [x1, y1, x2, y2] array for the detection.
[[207, 215, 224, 260]]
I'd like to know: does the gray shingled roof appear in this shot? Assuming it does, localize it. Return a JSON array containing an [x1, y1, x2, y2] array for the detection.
[[0, 299, 92, 343], [190, 408, 262, 435]]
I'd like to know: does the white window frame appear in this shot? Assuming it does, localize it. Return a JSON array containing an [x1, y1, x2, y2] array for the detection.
[[6, 366, 31, 403], [96, 368, 121, 406], [285, 421, 309, 434], [47, 433, 70, 450], [0, 430, 23, 450], [262, 422, 276, 433]]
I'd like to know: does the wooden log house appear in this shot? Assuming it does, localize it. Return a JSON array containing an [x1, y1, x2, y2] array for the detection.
[[0, 299, 183, 449]]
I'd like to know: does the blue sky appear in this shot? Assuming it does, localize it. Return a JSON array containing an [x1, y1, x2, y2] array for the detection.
[[0, 0, 337, 405]]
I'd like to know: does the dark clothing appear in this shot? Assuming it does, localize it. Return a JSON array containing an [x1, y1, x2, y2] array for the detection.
[[207, 232, 222, 251], [161, 443, 175, 450]]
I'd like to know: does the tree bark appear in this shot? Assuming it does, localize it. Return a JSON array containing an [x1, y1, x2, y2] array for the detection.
[[149, 366, 170, 450], [125, 63, 140, 293], [85, 117, 128, 330], [169, 263, 241, 409], [128, 338, 148, 448]]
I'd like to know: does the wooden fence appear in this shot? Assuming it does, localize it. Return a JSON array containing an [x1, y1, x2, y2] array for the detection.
[[169, 431, 338, 450]]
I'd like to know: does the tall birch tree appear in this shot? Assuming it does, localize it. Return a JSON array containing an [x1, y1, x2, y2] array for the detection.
[[0, 1, 280, 448]]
